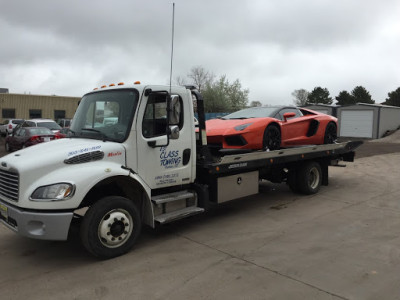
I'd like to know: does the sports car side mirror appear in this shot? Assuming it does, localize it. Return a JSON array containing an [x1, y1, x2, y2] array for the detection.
[[283, 112, 296, 122]]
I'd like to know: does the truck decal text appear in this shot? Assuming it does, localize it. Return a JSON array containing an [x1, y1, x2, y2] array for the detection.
[[68, 145, 102, 157], [160, 147, 181, 169]]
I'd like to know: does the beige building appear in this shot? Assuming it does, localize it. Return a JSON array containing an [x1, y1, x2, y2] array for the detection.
[[0, 91, 80, 122]]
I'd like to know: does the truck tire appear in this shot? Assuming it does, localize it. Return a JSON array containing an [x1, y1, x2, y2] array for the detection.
[[297, 161, 322, 195], [80, 196, 141, 259]]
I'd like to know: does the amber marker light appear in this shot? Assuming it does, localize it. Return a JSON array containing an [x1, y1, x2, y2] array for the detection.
[[101, 85, 107, 88], [301, 154, 305, 158], [93, 88, 98, 90], [118, 82, 124, 86], [216, 166, 220, 172], [109, 83, 115, 87], [270, 159, 274, 163], [134, 81, 141, 84]]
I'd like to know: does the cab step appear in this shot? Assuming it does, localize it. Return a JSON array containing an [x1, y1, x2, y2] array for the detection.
[[154, 207, 205, 224], [152, 190, 196, 205]]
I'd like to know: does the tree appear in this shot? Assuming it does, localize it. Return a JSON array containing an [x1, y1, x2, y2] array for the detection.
[[225, 78, 249, 111], [351, 86, 374, 104], [292, 89, 309, 106], [250, 101, 262, 107], [202, 77, 229, 113], [202, 75, 249, 113], [187, 66, 214, 92], [385, 87, 400, 107], [306, 87, 333, 105], [174, 75, 186, 86], [335, 90, 356, 105]]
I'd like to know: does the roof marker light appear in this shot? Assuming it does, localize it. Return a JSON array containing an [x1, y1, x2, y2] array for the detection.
[[101, 85, 107, 88], [134, 81, 141, 85], [118, 82, 124, 86], [109, 83, 115, 87], [93, 88, 98, 90]]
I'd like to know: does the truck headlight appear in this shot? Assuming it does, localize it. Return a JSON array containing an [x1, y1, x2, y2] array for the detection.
[[30, 183, 75, 201]]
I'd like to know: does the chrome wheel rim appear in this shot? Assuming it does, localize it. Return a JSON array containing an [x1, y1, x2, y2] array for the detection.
[[309, 167, 320, 189], [98, 209, 133, 248]]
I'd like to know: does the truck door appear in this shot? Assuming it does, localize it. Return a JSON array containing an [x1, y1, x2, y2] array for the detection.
[[136, 90, 194, 189]]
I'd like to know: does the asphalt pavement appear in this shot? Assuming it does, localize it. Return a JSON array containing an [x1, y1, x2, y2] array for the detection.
[[1, 135, 400, 300]]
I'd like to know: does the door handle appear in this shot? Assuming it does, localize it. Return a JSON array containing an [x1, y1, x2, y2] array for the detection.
[[183, 149, 191, 165]]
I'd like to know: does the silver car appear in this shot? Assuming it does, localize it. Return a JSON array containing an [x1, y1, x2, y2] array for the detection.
[[0, 119, 24, 136]]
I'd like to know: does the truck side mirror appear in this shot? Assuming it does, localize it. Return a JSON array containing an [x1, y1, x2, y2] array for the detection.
[[169, 125, 180, 140], [169, 95, 181, 125]]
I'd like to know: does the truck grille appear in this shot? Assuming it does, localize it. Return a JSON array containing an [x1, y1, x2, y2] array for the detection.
[[0, 169, 20, 202]]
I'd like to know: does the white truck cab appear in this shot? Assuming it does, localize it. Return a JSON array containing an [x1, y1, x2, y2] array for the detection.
[[0, 83, 203, 257]]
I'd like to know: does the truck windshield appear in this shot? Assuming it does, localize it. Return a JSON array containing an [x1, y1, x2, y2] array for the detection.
[[70, 89, 139, 142]]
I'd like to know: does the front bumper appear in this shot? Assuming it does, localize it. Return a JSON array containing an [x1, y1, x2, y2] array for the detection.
[[0, 199, 74, 241]]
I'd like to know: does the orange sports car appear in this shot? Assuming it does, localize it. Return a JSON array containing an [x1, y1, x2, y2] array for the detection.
[[205, 106, 337, 151]]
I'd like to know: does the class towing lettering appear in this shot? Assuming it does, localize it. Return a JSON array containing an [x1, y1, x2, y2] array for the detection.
[[160, 147, 181, 168]]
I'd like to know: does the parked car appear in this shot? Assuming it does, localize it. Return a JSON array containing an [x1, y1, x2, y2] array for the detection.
[[21, 119, 62, 133], [205, 106, 338, 151], [5, 127, 57, 152], [57, 118, 71, 128], [0, 119, 24, 136], [54, 127, 71, 139]]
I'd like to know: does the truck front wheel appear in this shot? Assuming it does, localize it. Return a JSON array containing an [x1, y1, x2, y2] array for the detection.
[[80, 196, 141, 259]]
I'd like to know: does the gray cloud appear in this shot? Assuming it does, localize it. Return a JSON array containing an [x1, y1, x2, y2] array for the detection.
[[0, 0, 399, 104]]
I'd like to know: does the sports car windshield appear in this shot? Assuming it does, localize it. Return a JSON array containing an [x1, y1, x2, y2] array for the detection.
[[70, 89, 139, 142], [222, 107, 278, 119]]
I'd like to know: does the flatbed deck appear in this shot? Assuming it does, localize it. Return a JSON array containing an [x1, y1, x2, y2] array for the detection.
[[203, 141, 363, 175]]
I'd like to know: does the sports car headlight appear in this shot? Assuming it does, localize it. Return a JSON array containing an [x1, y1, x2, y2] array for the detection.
[[30, 183, 75, 201], [234, 123, 253, 131]]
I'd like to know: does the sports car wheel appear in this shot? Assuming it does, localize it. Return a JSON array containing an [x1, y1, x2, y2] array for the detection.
[[263, 125, 281, 151], [324, 122, 337, 144]]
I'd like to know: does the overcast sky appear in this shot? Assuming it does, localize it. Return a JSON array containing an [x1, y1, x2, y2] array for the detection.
[[1, 0, 399, 105]]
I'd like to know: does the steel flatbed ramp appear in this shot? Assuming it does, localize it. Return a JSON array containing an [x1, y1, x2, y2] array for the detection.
[[203, 141, 363, 175]]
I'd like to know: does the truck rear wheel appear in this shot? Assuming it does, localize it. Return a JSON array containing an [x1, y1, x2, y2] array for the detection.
[[80, 196, 141, 259], [297, 161, 322, 194]]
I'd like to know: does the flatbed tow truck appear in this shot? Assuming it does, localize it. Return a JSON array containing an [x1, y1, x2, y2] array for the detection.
[[0, 83, 362, 258]]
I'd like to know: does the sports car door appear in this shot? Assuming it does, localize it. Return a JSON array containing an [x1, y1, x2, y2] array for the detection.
[[279, 108, 312, 144]]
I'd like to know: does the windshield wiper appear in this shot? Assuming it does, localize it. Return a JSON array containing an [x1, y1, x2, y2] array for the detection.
[[80, 128, 108, 141], [65, 128, 77, 136]]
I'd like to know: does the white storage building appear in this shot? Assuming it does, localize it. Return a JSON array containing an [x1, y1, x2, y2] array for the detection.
[[337, 104, 400, 139]]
